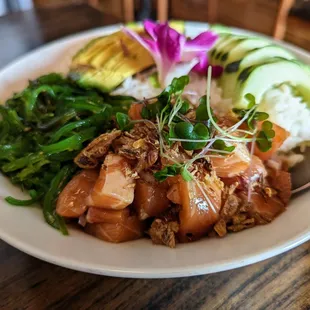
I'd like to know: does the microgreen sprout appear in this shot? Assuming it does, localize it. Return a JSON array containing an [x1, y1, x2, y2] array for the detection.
[[232, 92, 275, 152], [154, 163, 193, 182], [115, 112, 133, 131]]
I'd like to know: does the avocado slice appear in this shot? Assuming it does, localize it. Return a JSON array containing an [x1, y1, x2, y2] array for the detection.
[[233, 58, 310, 109], [221, 45, 296, 98], [70, 31, 154, 92]]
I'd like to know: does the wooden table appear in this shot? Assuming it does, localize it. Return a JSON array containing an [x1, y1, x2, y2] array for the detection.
[[0, 4, 310, 310]]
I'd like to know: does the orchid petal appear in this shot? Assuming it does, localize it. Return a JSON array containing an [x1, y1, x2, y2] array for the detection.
[[152, 23, 186, 86], [192, 52, 208, 74], [143, 19, 158, 40], [156, 23, 185, 63], [123, 21, 219, 87], [184, 31, 218, 52]]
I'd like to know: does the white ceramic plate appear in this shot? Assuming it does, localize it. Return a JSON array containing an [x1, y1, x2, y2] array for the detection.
[[0, 22, 309, 279]]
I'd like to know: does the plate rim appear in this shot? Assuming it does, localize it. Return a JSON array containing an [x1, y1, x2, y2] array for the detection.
[[1, 220, 310, 278]]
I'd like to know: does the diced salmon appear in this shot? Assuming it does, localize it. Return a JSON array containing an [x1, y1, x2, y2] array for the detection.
[[85, 216, 145, 243], [133, 172, 170, 220], [86, 207, 130, 224], [245, 155, 267, 180], [87, 154, 136, 210], [168, 173, 223, 242], [245, 191, 286, 222], [56, 169, 98, 218], [128, 103, 143, 120], [268, 169, 291, 204], [221, 155, 267, 190], [210, 143, 251, 178], [254, 123, 289, 161], [167, 184, 181, 204]]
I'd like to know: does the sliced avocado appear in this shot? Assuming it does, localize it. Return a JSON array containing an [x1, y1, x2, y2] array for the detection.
[[221, 45, 296, 98], [233, 58, 310, 109], [70, 31, 154, 92], [223, 38, 270, 67]]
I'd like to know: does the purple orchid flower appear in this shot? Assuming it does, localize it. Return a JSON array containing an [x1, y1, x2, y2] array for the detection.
[[123, 20, 220, 87]]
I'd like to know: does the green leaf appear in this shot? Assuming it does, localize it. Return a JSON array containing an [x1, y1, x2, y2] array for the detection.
[[256, 121, 275, 152], [196, 103, 209, 121], [256, 131, 272, 152], [154, 164, 192, 182], [174, 122, 209, 150], [115, 112, 133, 131], [159, 75, 189, 102], [170, 75, 190, 94], [179, 100, 190, 115], [194, 123, 209, 138], [141, 100, 167, 120], [196, 95, 218, 122], [174, 122, 194, 138], [245, 93, 256, 109], [154, 164, 181, 182], [262, 120, 273, 131], [254, 111, 269, 121], [213, 139, 235, 153]]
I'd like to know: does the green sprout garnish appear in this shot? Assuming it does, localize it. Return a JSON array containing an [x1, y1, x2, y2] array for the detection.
[[179, 99, 190, 115], [196, 95, 217, 123], [141, 75, 190, 120], [173, 122, 210, 150], [154, 163, 193, 182], [212, 139, 235, 153], [256, 121, 275, 152], [233, 94, 269, 130], [115, 112, 133, 131], [233, 93, 275, 152]]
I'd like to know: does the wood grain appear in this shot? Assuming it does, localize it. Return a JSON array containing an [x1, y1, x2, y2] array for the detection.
[[0, 4, 310, 310], [286, 15, 310, 51], [1, 239, 309, 309]]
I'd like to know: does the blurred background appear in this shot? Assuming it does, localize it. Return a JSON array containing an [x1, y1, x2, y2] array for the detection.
[[0, 0, 309, 50]]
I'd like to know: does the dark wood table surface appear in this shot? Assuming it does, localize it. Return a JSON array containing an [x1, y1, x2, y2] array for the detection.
[[0, 4, 309, 310]]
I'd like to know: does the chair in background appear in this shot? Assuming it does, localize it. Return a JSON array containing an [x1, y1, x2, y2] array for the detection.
[[157, 0, 218, 23], [88, 0, 134, 22], [34, 0, 86, 8], [273, 0, 296, 40], [157, 0, 301, 41]]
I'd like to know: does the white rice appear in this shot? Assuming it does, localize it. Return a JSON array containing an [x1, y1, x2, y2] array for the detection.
[[111, 76, 161, 99], [258, 84, 310, 152], [111, 73, 233, 117]]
